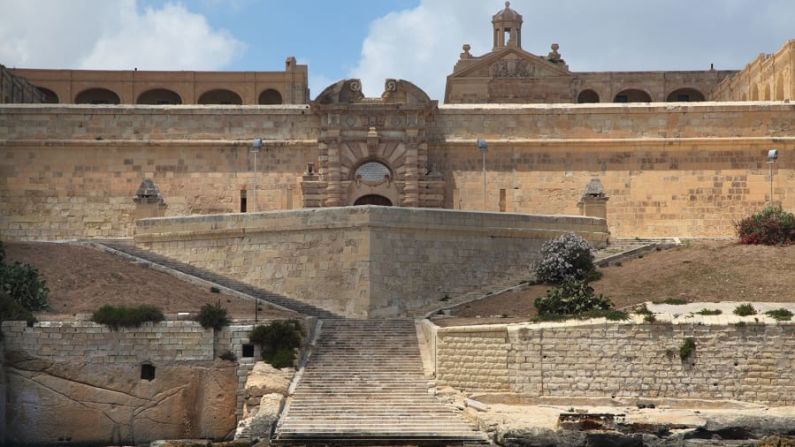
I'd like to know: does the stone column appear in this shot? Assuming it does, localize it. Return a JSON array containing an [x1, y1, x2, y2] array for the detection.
[[324, 134, 344, 207], [402, 131, 420, 207]]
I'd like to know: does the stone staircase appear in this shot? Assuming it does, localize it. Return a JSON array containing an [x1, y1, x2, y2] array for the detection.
[[92, 240, 340, 319], [274, 319, 487, 445]]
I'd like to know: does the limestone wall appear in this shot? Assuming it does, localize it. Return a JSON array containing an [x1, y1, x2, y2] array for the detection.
[[711, 40, 794, 101], [434, 321, 795, 405], [134, 207, 608, 318]]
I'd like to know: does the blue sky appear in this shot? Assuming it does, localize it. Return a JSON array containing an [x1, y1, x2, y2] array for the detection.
[[1, 0, 794, 100]]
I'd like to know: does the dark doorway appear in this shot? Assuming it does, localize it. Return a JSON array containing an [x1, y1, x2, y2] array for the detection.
[[354, 195, 392, 206]]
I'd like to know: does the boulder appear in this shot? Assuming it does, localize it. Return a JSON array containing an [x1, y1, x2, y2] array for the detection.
[[244, 362, 292, 398]]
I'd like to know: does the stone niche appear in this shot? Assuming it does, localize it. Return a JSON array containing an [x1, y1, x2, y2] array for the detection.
[[134, 207, 609, 318], [302, 79, 445, 209], [133, 178, 167, 220]]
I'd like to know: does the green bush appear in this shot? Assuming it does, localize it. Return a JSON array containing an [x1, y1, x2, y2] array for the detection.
[[734, 303, 757, 317], [91, 304, 165, 330], [0, 290, 37, 340], [534, 279, 613, 317], [535, 233, 596, 284], [249, 320, 304, 368], [696, 308, 722, 316], [766, 308, 793, 321], [219, 350, 237, 362], [0, 241, 5, 264], [0, 262, 49, 311], [736, 206, 795, 245], [196, 302, 230, 330], [680, 337, 696, 361]]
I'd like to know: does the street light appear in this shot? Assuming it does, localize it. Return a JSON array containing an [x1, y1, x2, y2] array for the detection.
[[477, 138, 488, 210], [250, 138, 262, 212], [768, 149, 778, 206]]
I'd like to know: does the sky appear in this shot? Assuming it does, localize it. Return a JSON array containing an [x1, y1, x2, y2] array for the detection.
[[1, 0, 793, 101]]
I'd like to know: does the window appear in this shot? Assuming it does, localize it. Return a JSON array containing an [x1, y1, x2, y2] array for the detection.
[[140, 363, 155, 381], [242, 343, 255, 358], [240, 190, 247, 213], [354, 161, 391, 184]]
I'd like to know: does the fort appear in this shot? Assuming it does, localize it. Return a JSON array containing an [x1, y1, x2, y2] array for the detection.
[[1, 2, 795, 446]]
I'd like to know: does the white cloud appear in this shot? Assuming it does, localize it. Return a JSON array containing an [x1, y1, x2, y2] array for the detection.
[[351, 0, 795, 101], [0, 0, 243, 70]]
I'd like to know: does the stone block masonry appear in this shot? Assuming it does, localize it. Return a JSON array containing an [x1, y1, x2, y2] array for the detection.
[[434, 321, 795, 406], [134, 207, 608, 318]]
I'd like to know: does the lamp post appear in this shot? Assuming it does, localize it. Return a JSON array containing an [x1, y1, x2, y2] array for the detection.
[[251, 138, 262, 212], [477, 138, 488, 210], [768, 149, 778, 206]]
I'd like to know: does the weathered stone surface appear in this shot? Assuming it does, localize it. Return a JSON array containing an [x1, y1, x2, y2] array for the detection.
[[244, 362, 292, 398], [5, 355, 237, 445], [235, 394, 283, 442]]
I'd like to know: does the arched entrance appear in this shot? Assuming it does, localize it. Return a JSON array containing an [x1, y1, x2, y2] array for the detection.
[[354, 195, 392, 206]]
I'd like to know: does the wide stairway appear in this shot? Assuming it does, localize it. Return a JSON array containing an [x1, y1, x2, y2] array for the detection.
[[274, 319, 486, 445]]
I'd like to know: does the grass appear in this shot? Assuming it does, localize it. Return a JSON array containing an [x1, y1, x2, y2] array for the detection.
[[532, 309, 629, 323], [734, 303, 757, 317], [696, 308, 723, 316], [653, 298, 689, 305], [765, 308, 793, 321], [679, 337, 696, 361]]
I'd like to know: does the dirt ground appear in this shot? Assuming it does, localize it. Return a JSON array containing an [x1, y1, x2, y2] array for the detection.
[[5, 242, 297, 321], [437, 240, 795, 326]]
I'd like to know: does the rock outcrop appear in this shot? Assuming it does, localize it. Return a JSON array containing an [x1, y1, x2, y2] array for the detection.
[[234, 362, 293, 442]]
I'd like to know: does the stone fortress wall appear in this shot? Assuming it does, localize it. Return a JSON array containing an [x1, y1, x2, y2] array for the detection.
[[1, 102, 793, 241], [0, 319, 286, 445], [426, 320, 795, 406], [133, 207, 608, 318], [712, 40, 795, 102]]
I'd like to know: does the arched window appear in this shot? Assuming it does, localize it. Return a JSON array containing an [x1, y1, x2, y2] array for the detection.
[[614, 89, 652, 103], [36, 87, 59, 104], [577, 89, 600, 103], [198, 89, 242, 105], [258, 89, 283, 105], [666, 88, 705, 102], [354, 195, 393, 206], [354, 161, 391, 184], [75, 88, 120, 105], [137, 88, 182, 105]]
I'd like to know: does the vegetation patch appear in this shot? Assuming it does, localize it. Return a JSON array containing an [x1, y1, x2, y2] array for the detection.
[[696, 308, 722, 316], [534, 279, 613, 318], [765, 308, 793, 321], [654, 298, 688, 305], [679, 337, 696, 361], [196, 302, 230, 330], [734, 303, 757, 317], [533, 308, 628, 323], [736, 206, 795, 245], [219, 350, 237, 362], [0, 255, 49, 312], [249, 319, 305, 368], [535, 233, 597, 284], [91, 304, 165, 330]]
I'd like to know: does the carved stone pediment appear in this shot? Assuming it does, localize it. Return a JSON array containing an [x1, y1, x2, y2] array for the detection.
[[451, 48, 572, 80]]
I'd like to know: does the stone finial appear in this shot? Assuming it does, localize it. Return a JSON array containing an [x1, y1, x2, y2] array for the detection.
[[583, 178, 605, 198], [548, 43, 562, 62], [134, 178, 164, 205], [461, 44, 472, 59]]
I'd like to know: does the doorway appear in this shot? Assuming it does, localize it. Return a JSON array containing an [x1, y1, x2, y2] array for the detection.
[[354, 195, 393, 206]]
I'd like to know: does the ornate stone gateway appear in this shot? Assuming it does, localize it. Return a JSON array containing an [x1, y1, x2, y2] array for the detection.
[[301, 79, 445, 208]]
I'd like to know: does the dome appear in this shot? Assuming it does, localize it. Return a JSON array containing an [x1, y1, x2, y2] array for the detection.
[[492, 1, 523, 23]]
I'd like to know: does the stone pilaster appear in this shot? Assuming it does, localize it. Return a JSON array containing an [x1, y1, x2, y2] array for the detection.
[[402, 131, 420, 207], [324, 136, 344, 207]]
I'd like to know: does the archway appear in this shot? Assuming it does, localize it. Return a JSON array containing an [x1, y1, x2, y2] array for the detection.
[[198, 89, 242, 105], [258, 89, 283, 105], [36, 87, 59, 103], [775, 76, 785, 100], [614, 89, 652, 103], [666, 88, 705, 102], [75, 88, 120, 104], [750, 84, 759, 101], [764, 84, 771, 101], [137, 88, 182, 105], [354, 195, 393, 206], [577, 89, 600, 103]]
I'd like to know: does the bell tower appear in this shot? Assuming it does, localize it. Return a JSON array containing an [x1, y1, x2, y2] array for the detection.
[[492, 1, 523, 50]]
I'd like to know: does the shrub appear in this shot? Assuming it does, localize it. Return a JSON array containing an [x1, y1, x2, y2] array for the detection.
[[0, 241, 5, 265], [644, 314, 657, 323], [654, 298, 688, 305], [196, 302, 230, 330], [535, 233, 596, 284], [534, 279, 613, 317], [696, 308, 722, 316], [0, 290, 36, 340], [219, 350, 237, 362], [0, 262, 49, 311], [766, 308, 793, 321], [679, 337, 696, 361], [91, 304, 165, 330], [736, 206, 795, 245], [734, 303, 757, 317], [249, 320, 304, 368]]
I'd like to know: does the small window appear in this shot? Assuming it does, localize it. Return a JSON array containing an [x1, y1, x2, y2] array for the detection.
[[240, 190, 247, 213], [499, 189, 507, 212], [242, 343, 255, 358], [354, 161, 391, 184], [615, 95, 628, 103], [141, 363, 155, 381]]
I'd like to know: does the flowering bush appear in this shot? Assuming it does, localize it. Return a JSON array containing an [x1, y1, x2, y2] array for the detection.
[[736, 206, 795, 245], [535, 233, 595, 284]]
